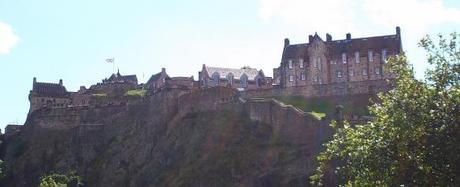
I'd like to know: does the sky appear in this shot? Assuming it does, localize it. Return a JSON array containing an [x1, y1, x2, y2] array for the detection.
[[0, 0, 459, 131]]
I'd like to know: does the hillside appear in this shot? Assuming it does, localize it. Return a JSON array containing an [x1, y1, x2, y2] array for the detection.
[[0, 87, 333, 187]]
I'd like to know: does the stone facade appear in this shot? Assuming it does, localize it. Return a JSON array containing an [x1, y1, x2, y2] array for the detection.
[[28, 78, 71, 114], [146, 68, 169, 93], [274, 27, 402, 91], [199, 64, 272, 91]]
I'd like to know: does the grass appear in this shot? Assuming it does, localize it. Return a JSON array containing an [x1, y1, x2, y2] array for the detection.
[[271, 95, 370, 118], [124, 89, 147, 97], [92, 93, 107, 97]]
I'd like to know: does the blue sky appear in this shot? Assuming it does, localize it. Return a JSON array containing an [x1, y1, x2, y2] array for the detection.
[[1, 0, 459, 130]]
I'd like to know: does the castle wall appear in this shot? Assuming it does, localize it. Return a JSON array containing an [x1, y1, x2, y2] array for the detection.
[[242, 79, 394, 98]]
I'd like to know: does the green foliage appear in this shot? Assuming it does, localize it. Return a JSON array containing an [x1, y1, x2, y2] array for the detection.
[[124, 89, 146, 97], [311, 33, 460, 186], [92, 93, 107, 97], [39, 172, 83, 187]]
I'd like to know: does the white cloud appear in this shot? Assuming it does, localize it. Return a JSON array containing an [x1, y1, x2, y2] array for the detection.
[[258, 0, 460, 77], [0, 22, 20, 55]]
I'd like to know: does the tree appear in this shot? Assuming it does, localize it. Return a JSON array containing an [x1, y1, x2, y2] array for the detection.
[[39, 172, 83, 187], [310, 33, 460, 186]]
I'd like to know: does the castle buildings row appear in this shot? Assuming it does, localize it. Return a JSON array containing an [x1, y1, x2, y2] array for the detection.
[[28, 27, 402, 114]]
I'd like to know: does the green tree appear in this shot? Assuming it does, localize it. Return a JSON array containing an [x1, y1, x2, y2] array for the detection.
[[310, 33, 460, 186], [39, 172, 83, 187]]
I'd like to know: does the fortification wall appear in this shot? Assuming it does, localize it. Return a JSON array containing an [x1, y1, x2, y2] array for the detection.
[[243, 79, 394, 98]]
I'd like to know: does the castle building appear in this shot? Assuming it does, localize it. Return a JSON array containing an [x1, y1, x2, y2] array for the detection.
[[29, 77, 70, 113], [199, 64, 271, 90], [146, 68, 169, 92], [273, 27, 402, 88]]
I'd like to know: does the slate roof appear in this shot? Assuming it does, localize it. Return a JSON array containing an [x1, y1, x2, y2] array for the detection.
[[106, 71, 138, 84], [205, 66, 261, 81], [282, 33, 402, 60], [32, 82, 68, 97], [147, 72, 168, 83]]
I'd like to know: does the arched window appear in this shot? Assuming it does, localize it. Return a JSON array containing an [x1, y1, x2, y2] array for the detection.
[[212, 72, 220, 86], [240, 74, 248, 88], [227, 73, 234, 85]]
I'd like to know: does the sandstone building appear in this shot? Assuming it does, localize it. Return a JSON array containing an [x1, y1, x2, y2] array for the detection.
[[273, 27, 402, 88], [199, 64, 272, 90], [29, 78, 70, 113]]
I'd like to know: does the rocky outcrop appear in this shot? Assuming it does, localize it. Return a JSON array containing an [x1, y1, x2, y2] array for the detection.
[[0, 87, 332, 187]]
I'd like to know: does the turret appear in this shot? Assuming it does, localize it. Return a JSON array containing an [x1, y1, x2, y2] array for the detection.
[[346, 33, 351, 40], [326, 33, 332, 42], [284, 38, 290, 47]]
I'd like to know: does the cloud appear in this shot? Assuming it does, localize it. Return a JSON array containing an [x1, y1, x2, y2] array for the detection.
[[259, 0, 460, 36], [0, 22, 20, 55]]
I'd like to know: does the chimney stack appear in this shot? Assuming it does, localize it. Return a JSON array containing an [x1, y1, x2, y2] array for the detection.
[[309, 35, 313, 43], [161, 68, 166, 73], [284, 38, 290, 47], [346, 33, 351, 40], [326, 33, 332, 42], [33, 77, 36, 84], [59, 79, 63, 86], [396, 26, 401, 36]]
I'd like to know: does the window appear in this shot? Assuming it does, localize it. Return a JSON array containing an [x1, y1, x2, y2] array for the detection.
[[368, 50, 374, 62], [362, 69, 368, 76], [289, 75, 294, 82], [288, 60, 293, 69], [355, 51, 360, 63], [337, 71, 342, 78], [299, 58, 304, 68], [319, 77, 323, 84], [382, 48, 387, 63], [342, 53, 347, 63], [349, 69, 354, 76], [301, 73, 306, 80], [331, 60, 336, 65], [317, 58, 322, 70], [375, 67, 381, 75], [313, 58, 317, 68]]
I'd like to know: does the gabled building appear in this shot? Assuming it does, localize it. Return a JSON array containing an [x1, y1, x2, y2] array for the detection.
[[273, 27, 402, 88], [199, 64, 271, 90], [28, 77, 71, 113], [146, 68, 169, 92], [103, 70, 138, 85]]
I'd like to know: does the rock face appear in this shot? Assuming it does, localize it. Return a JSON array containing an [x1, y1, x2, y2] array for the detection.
[[0, 87, 332, 187]]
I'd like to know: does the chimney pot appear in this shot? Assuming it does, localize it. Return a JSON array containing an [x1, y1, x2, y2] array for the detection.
[[284, 38, 290, 47], [326, 33, 332, 42], [59, 79, 63, 86]]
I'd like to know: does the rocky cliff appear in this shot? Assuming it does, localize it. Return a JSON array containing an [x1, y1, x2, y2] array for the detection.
[[0, 87, 332, 187]]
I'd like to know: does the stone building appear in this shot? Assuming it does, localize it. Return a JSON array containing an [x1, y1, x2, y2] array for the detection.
[[273, 27, 402, 88], [28, 77, 71, 113], [89, 70, 138, 95], [199, 64, 272, 91], [165, 76, 195, 90], [146, 68, 169, 92]]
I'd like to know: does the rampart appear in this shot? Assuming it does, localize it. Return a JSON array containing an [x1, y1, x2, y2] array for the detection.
[[242, 79, 394, 98]]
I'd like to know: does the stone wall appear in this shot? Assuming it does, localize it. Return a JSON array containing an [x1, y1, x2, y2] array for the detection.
[[242, 79, 394, 98]]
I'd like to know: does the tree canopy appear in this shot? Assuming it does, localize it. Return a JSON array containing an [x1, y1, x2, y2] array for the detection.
[[310, 33, 460, 186]]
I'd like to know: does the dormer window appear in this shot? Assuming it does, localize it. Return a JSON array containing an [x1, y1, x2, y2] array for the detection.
[[288, 60, 293, 69], [299, 58, 304, 68], [355, 52, 360, 63], [342, 53, 347, 64], [212, 72, 220, 85], [368, 50, 374, 62]]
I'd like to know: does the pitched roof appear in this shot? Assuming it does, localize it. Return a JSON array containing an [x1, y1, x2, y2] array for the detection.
[[147, 71, 169, 83], [282, 33, 402, 60], [106, 71, 138, 84], [205, 66, 261, 81], [32, 82, 68, 97]]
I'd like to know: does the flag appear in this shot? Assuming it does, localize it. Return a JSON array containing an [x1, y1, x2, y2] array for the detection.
[[106, 58, 114, 63]]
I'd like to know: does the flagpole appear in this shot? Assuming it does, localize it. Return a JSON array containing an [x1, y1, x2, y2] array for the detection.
[[112, 58, 115, 74]]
